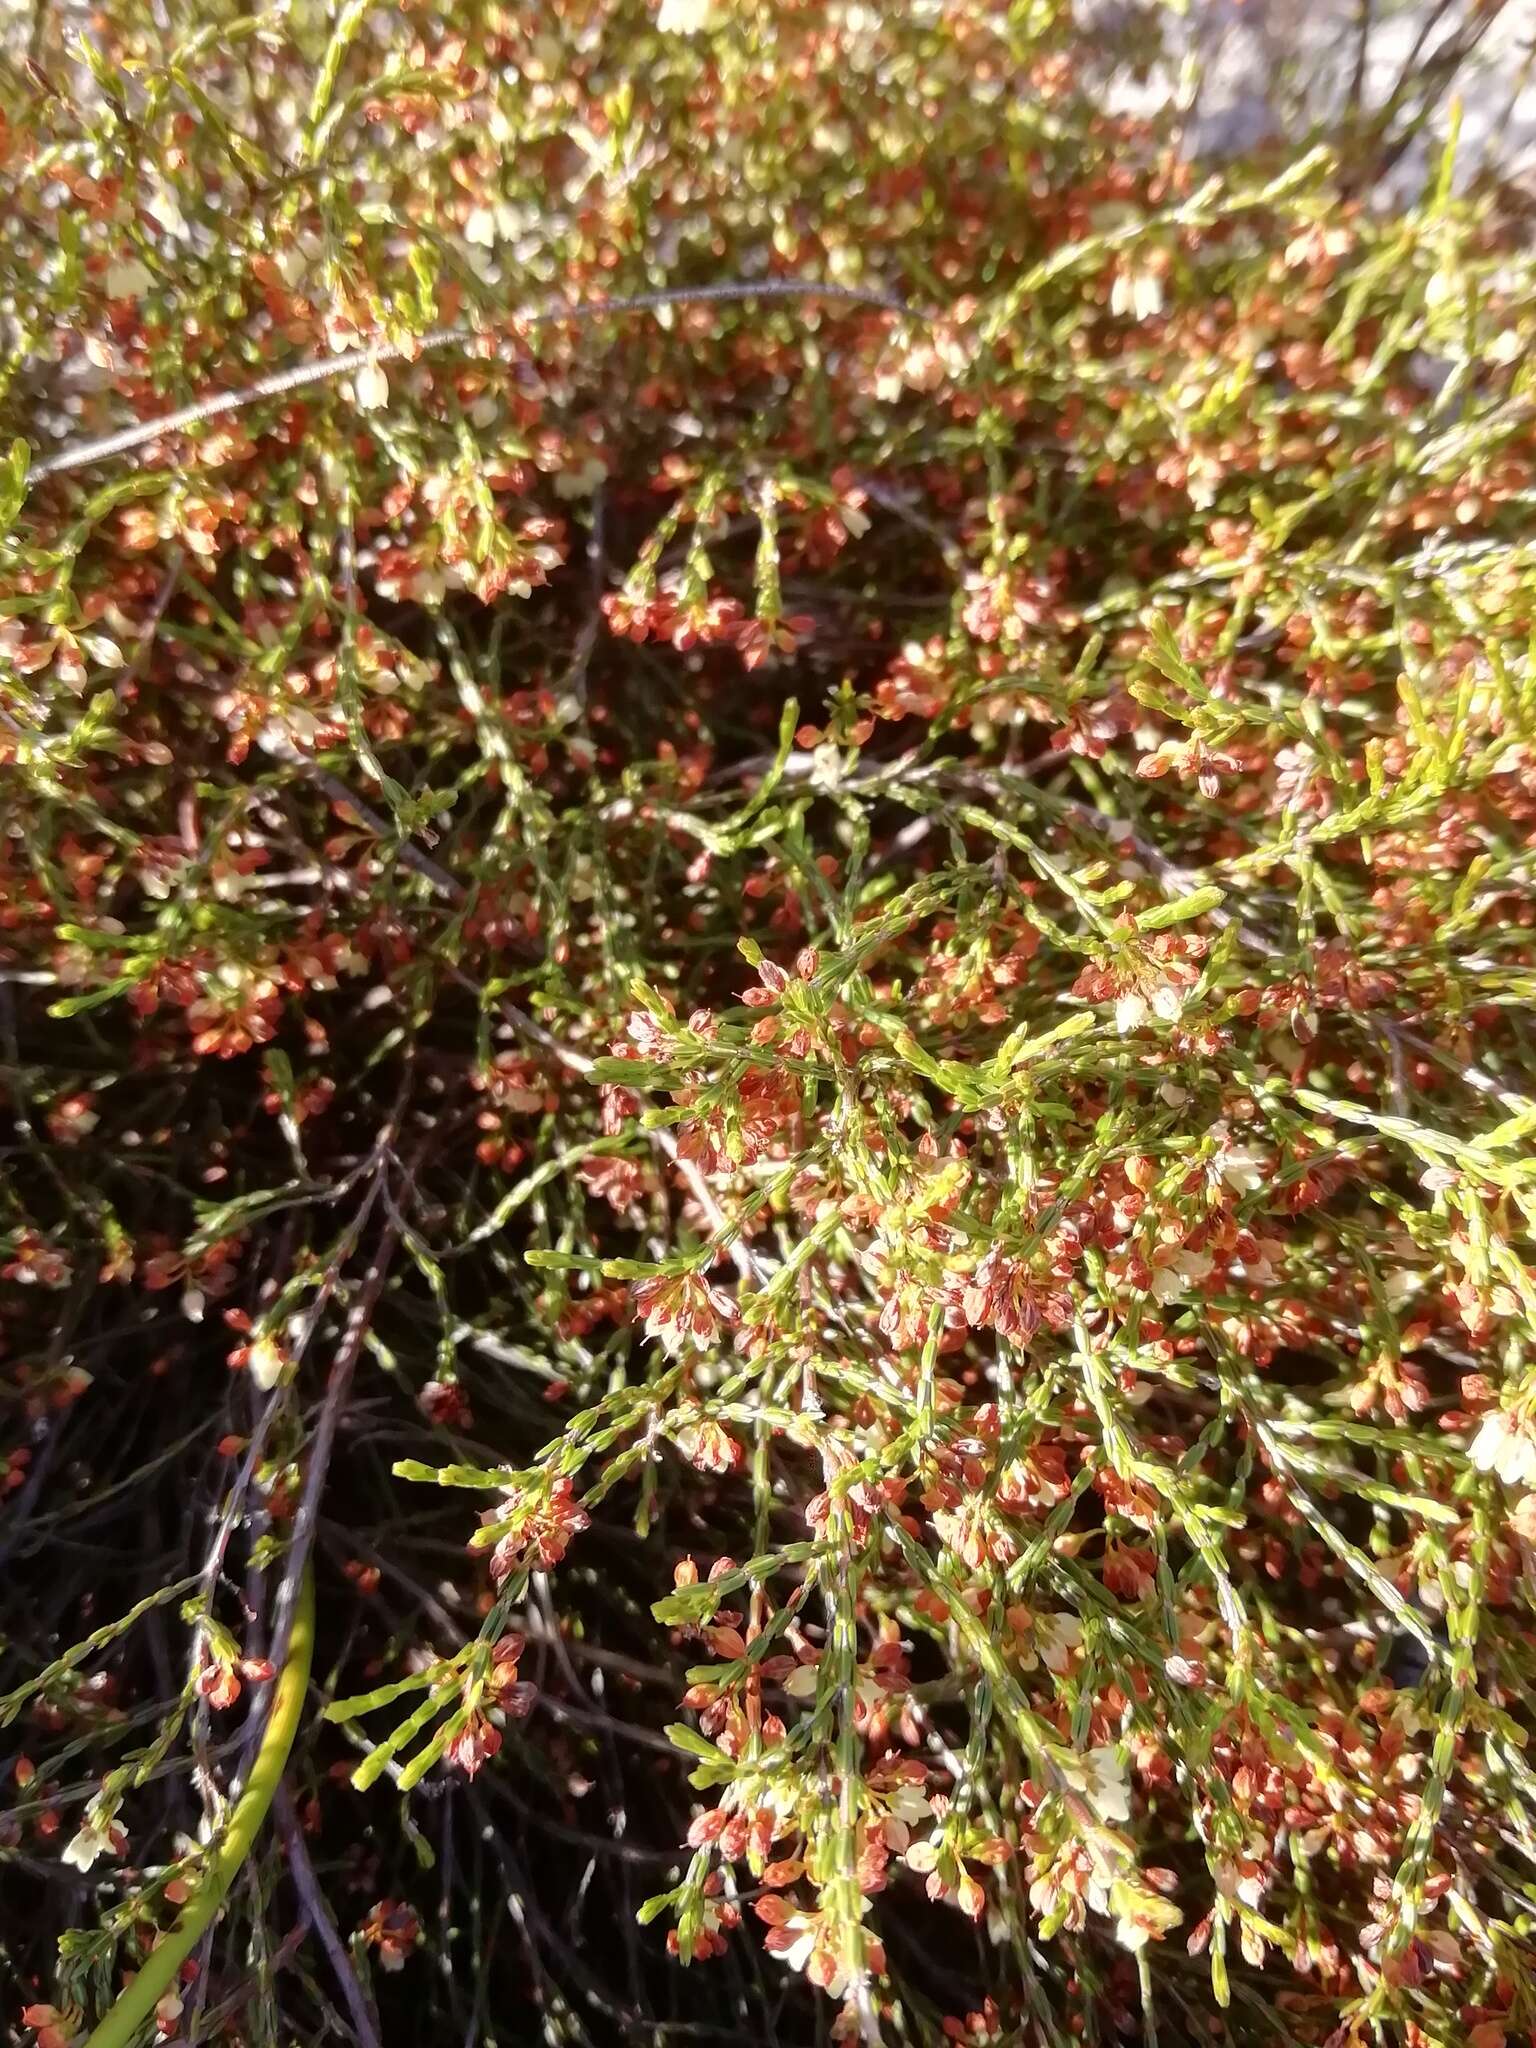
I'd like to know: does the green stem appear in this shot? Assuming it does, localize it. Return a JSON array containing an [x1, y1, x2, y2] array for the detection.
[[83, 1570, 316, 2048]]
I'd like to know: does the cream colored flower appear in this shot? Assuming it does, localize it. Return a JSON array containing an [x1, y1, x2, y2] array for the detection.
[[248, 1335, 286, 1392], [1151, 1248, 1214, 1305], [1471, 1408, 1536, 1488], [1082, 1746, 1131, 1825], [1036, 1613, 1083, 1674], [61, 1809, 124, 1872], [353, 358, 389, 413], [657, 0, 718, 30]]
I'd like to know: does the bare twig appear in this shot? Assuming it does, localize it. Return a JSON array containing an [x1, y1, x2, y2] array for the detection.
[[275, 1784, 384, 2048], [25, 281, 921, 485]]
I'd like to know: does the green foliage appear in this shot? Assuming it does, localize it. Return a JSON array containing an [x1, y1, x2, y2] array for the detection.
[[2, 3, 1536, 2046]]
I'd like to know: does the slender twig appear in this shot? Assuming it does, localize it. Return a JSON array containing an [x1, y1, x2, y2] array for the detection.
[[79, 1573, 315, 2048], [24, 281, 920, 485], [275, 1784, 384, 2048], [260, 1203, 404, 1710]]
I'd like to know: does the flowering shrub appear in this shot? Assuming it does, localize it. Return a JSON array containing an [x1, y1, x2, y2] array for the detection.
[[3, 3, 1536, 2045]]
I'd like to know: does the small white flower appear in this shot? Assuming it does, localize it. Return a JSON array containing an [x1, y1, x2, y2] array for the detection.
[[774, 1912, 847, 1993], [1060, 1744, 1132, 1825], [887, 1782, 934, 1826], [1083, 1746, 1131, 1824], [781, 1923, 817, 1972], [1215, 1861, 1265, 1909], [1114, 990, 1149, 1034], [61, 1813, 122, 1872], [1151, 1248, 1214, 1305], [657, 0, 717, 30], [1470, 1410, 1508, 1474], [353, 358, 389, 413], [1218, 1145, 1267, 1196], [61, 1826, 103, 1871], [1036, 1612, 1082, 1674], [145, 185, 188, 238], [247, 1335, 285, 1393], [782, 1662, 820, 1700], [1110, 265, 1165, 322], [1471, 1410, 1536, 1488], [106, 257, 154, 299]]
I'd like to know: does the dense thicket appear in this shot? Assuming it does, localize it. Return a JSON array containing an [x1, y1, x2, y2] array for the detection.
[[3, 6, 1536, 2046]]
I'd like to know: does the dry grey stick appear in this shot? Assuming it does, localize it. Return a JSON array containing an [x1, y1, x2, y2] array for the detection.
[[275, 1784, 384, 2048], [24, 280, 920, 486]]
